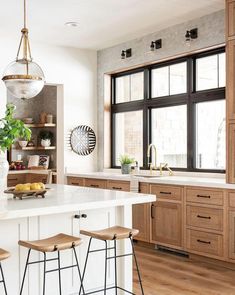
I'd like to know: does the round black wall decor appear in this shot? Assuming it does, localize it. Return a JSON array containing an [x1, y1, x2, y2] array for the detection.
[[70, 125, 96, 155]]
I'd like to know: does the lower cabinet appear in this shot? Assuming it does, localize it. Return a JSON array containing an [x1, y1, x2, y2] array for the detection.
[[7, 173, 26, 187], [151, 201, 182, 248], [229, 211, 235, 260]]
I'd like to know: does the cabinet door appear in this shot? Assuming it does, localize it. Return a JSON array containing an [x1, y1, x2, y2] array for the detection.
[[27, 173, 47, 184], [106, 180, 130, 191], [79, 208, 116, 293], [151, 201, 182, 248], [67, 176, 84, 186], [7, 173, 26, 187], [133, 183, 151, 242], [229, 211, 235, 259], [84, 178, 107, 189]]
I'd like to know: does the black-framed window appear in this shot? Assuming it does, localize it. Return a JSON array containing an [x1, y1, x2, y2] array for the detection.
[[111, 47, 226, 173]]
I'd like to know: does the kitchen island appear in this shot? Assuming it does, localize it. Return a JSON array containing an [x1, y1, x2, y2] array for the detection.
[[0, 184, 155, 295]]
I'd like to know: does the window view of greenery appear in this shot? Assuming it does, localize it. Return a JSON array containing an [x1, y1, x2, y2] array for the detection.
[[112, 49, 225, 171]]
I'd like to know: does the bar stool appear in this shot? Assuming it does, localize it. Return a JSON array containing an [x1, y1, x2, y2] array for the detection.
[[79, 226, 144, 295], [19, 233, 85, 295], [0, 248, 10, 295]]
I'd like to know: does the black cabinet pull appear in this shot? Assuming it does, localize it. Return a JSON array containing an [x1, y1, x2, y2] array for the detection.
[[197, 239, 211, 244], [90, 184, 99, 188], [151, 204, 155, 219], [81, 214, 87, 218], [197, 194, 211, 199], [197, 215, 211, 219], [74, 214, 80, 219], [160, 191, 171, 195], [112, 187, 122, 190], [71, 183, 79, 185]]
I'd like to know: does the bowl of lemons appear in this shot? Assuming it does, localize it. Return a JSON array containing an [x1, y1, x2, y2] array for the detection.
[[4, 182, 48, 200]]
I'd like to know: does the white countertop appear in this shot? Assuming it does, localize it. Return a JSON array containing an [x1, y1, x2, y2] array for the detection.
[[66, 172, 235, 190], [8, 170, 57, 175], [0, 184, 155, 220]]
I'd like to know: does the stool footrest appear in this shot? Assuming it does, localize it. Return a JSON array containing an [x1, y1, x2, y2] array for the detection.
[[107, 253, 133, 259], [83, 286, 136, 295]]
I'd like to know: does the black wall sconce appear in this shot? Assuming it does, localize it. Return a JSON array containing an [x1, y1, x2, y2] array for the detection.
[[121, 48, 132, 59], [185, 28, 198, 44], [150, 39, 162, 51]]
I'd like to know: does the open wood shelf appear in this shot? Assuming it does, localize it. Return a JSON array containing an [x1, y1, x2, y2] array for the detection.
[[16, 146, 56, 151], [25, 123, 56, 128]]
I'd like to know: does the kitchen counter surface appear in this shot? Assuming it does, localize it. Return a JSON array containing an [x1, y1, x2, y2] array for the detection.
[[66, 172, 235, 190], [8, 169, 56, 175], [0, 184, 155, 220]]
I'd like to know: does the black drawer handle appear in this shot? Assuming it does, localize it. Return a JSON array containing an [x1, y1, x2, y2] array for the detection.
[[197, 239, 211, 245], [71, 182, 79, 185], [151, 204, 155, 219], [81, 214, 87, 218], [197, 194, 211, 199], [90, 184, 99, 188], [9, 178, 18, 181], [197, 215, 211, 219], [74, 214, 80, 219], [112, 187, 122, 190], [160, 191, 172, 195]]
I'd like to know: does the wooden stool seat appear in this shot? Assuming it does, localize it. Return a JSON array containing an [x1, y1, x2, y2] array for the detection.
[[18, 233, 82, 253], [80, 226, 139, 241], [0, 249, 10, 261]]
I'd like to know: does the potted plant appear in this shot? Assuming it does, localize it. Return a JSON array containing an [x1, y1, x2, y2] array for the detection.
[[39, 131, 53, 147], [119, 154, 135, 174], [0, 104, 31, 188]]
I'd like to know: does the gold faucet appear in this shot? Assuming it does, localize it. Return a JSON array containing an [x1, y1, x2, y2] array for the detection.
[[159, 163, 173, 176], [147, 144, 157, 173]]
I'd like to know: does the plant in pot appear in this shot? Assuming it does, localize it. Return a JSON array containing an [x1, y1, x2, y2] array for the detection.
[[119, 155, 135, 175], [0, 104, 31, 188], [39, 131, 53, 147]]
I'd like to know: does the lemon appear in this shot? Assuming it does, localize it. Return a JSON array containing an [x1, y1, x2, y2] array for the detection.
[[15, 184, 24, 191], [38, 182, 45, 189], [30, 183, 41, 190], [22, 184, 31, 191]]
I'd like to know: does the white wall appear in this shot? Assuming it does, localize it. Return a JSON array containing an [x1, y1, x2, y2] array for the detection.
[[0, 36, 97, 177]]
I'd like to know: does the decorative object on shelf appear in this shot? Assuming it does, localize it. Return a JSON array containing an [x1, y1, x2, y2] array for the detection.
[[22, 117, 33, 124], [185, 28, 198, 45], [27, 139, 35, 147], [121, 48, 132, 59], [0, 104, 31, 190], [2, 0, 45, 100], [18, 140, 28, 148], [40, 112, 47, 124], [38, 155, 50, 169], [69, 125, 96, 156], [150, 39, 162, 51], [119, 154, 135, 175], [9, 161, 26, 171], [39, 130, 53, 147], [46, 114, 53, 124]]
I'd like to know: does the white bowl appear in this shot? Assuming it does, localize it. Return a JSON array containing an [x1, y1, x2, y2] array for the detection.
[[18, 141, 28, 148]]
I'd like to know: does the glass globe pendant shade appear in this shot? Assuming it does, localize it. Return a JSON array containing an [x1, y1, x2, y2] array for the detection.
[[2, 59, 45, 100]]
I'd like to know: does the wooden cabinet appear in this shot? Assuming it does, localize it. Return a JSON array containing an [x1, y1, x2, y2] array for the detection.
[[7, 173, 26, 187], [133, 183, 151, 242], [106, 180, 130, 191], [186, 188, 223, 206], [84, 178, 106, 189], [150, 184, 181, 201], [226, 0, 235, 39], [67, 176, 84, 186], [151, 201, 182, 248], [229, 211, 235, 259], [227, 123, 235, 183], [26, 173, 48, 184]]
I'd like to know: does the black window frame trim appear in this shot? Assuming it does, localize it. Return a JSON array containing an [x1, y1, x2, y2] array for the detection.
[[111, 47, 226, 173]]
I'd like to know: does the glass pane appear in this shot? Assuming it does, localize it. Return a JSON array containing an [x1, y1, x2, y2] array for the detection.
[[151, 105, 187, 168], [196, 55, 218, 91], [219, 53, 225, 88], [116, 72, 144, 103], [115, 110, 143, 166], [170, 62, 187, 95], [196, 100, 225, 169], [130, 72, 144, 101], [152, 66, 169, 97]]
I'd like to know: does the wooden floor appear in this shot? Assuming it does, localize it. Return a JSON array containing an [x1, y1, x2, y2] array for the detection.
[[133, 245, 235, 295]]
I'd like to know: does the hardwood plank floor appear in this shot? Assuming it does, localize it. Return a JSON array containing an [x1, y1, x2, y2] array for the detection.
[[133, 246, 235, 295]]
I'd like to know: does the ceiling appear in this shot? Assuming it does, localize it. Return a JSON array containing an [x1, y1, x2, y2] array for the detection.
[[0, 0, 224, 50]]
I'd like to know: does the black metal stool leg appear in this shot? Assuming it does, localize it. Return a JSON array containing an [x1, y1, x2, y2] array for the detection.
[[104, 240, 108, 295], [20, 249, 31, 295], [42, 252, 46, 295], [114, 240, 118, 295], [58, 251, 62, 295], [73, 247, 85, 295], [79, 237, 92, 295], [0, 263, 7, 295], [130, 238, 144, 295]]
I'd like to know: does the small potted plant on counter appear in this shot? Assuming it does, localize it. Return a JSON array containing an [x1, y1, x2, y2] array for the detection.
[[39, 130, 53, 147], [119, 154, 135, 174]]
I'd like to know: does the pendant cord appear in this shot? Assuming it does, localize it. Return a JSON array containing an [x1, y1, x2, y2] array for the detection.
[[24, 0, 26, 28]]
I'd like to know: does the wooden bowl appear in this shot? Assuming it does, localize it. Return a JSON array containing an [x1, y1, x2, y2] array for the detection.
[[4, 188, 49, 200]]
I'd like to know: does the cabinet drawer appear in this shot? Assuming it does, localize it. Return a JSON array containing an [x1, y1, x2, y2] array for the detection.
[[85, 178, 106, 189], [27, 174, 47, 184], [150, 184, 182, 201], [186, 188, 223, 206], [106, 180, 130, 192], [67, 177, 84, 186], [186, 229, 223, 257], [186, 206, 223, 231], [228, 192, 235, 207], [7, 174, 26, 187]]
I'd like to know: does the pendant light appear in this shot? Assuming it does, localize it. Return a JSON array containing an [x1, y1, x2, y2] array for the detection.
[[2, 0, 45, 100]]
